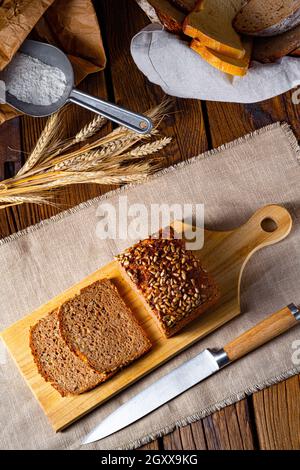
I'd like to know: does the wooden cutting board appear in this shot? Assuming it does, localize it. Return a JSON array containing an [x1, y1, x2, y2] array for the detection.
[[0, 204, 292, 432]]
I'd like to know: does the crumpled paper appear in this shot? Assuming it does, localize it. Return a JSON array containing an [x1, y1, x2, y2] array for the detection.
[[0, 0, 55, 70], [131, 25, 300, 103], [0, 0, 106, 124]]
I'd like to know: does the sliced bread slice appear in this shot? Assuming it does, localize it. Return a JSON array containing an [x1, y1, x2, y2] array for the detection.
[[58, 279, 151, 373], [191, 37, 252, 76], [233, 0, 300, 37], [252, 24, 300, 63], [147, 0, 185, 32], [183, 0, 245, 59], [30, 310, 109, 396]]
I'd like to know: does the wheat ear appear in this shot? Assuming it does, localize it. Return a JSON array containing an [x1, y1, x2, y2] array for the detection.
[[17, 108, 66, 176], [49, 114, 108, 158], [129, 137, 172, 157], [74, 115, 107, 143]]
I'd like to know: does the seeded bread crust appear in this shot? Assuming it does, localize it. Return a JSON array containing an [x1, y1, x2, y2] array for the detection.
[[58, 279, 152, 374], [116, 228, 220, 337], [30, 310, 111, 397]]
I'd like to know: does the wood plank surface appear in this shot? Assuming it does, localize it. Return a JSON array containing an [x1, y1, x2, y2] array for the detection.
[[98, 0, 208, 168], [253, 375, 300, 449], [0, 0, 299, 450]]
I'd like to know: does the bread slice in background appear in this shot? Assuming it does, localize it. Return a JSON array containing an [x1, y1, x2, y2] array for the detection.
[[116, 230, 220, 338], [290, 46, 300, 56], [30, 310, 110, 396], [234, 0, 300, 37], [252, 24, 300, 63], [147, 0, 185, 32], [170, 0, 197, 13], [191, 37, 252, 76], [183, 0, 245, 59], [58, 279, 151, 374]]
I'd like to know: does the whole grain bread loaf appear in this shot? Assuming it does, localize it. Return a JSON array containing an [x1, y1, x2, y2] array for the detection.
[[116, 228, 220, 337], [58, 279, 151, 373], [30, 310, 109, 396], [233, 0, 300, 37], [252, 24, 300, 63]]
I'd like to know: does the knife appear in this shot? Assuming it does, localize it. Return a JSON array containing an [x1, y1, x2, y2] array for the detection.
[[82, 304, 300, 445]]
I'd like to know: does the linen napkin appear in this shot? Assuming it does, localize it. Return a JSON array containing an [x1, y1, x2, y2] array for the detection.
[[0, 81, 5, 103], [131, 25, 300, 103], [0, 123, 300, 449]]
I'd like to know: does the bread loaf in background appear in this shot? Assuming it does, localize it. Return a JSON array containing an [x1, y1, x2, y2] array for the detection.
[[253, 24, 300, 63], [233, 0, 300, 37], [134, 0, 300, 74]]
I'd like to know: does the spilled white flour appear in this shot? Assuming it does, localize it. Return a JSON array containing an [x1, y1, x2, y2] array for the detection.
[[1, 53, 67, 106]]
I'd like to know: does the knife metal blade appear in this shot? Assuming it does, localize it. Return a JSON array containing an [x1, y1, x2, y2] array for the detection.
[[82, 304, 300, 445], [82, 348, 227, 444]]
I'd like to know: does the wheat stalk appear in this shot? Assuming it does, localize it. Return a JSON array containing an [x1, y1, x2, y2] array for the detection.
[[41, 130, 146, 173], [0, 101, 172, 208], [49, 114, 108, 158], [41, 105, 161, 167], [52, 138, 133, 172], [53, 137, 170, 172], [17, 107, 67, 176], [129, 137, 172, 157], [0, 194, 55, 205], [74, 115, 107, 143], [39, 121, 141, 171]]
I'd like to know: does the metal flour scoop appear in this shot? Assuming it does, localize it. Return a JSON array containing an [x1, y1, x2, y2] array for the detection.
[[4, 40, 153, 135]]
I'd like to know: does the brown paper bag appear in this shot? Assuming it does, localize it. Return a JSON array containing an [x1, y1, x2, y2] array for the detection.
[[0, 0, 106, 124]]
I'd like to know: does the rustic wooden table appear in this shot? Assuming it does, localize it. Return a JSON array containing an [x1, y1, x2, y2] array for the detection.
[[0, 0, 299, 450]]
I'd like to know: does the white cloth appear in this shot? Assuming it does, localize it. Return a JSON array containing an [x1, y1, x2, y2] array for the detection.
[[0, 80, 5, 104], [131, 25, 300, 103]]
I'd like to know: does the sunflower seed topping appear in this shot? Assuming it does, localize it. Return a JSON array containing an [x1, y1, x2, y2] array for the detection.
[[115, 231, 216, 331]]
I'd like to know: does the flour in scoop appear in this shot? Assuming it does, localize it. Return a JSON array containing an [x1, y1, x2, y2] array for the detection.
[[1, 53, 67, 106]]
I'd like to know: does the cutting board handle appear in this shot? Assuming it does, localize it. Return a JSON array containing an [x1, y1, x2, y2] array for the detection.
[[238, 204, 292, 252], [229, 205, 293, 306]]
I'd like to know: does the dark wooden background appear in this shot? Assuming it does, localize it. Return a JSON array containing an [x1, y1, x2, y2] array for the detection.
[[0, 0, 299, 450]]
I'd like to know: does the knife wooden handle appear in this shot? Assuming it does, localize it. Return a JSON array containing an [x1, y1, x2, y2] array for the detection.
[[223, 305, 299, 362]]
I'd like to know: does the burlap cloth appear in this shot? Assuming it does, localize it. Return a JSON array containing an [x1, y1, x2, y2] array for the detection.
[[0, 122, 300, 450]]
